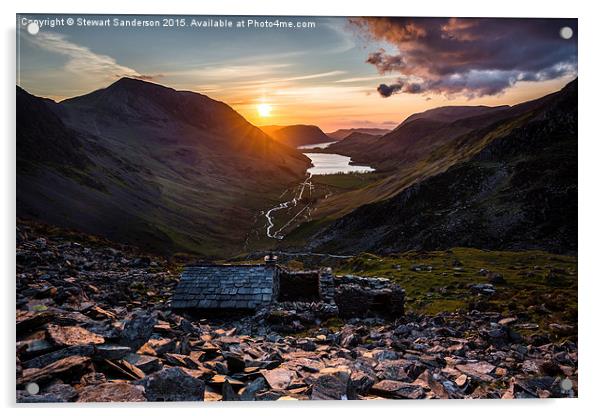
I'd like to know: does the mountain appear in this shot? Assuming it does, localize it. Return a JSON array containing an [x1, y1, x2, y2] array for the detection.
[[17, 78, 311, 256], [326, 128, 390, 140], [301, 85, 576, 225], [260, 124, 332, 147], [336, 106, 514, 171], [305, 80, 577, 255], [323, 132, 382, 157], [398, 105, 510, 127]]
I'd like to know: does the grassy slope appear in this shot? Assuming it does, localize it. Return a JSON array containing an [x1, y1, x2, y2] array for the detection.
[[334, 248, 577, 341]]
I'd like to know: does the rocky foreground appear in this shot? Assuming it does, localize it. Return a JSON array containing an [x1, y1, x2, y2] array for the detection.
[[16, 223, 577, 402]]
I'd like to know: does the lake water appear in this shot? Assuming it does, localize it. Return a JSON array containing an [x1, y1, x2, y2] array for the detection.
[[302, 152, 375, 175], [297, 141, 337, 150]]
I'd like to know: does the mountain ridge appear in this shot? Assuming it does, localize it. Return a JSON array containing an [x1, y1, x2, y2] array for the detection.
[[17, 78, 311, 256], [260, 124, 332, 147], [327, 128, 390, 140], [304, 80, 577, 255]]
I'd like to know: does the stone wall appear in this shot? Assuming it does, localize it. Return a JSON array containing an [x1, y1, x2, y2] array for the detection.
[[333, 275, 405, 318]]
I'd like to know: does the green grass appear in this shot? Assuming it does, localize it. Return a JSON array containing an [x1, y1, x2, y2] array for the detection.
[[333, 248, 577, 341], [311, 172, 382, 190]]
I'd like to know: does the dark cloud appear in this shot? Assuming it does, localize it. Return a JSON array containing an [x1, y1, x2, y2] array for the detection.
[[350, 17, 577, 98], [377, 82, 403, 97], [377, 79, 425, 97]]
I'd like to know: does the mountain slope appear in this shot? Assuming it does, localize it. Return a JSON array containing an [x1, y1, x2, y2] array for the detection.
[[339, 105, 514, 170], [326, 128, 390, 140], [260, 124, 332, 147], [302, 82, 577, 224], [398, 105, 510, 127], [17, 78, 311, 256], [306, 80, 577, 255]]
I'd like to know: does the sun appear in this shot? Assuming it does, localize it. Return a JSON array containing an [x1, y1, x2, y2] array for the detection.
[[257, 103, 272, 118]]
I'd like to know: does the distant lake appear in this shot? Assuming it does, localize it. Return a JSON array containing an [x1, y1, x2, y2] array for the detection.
[[302, 152, 375, 175], [297, 141, 337, 150]]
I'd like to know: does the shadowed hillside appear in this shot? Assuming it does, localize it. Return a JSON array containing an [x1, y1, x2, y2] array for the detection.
[[260, 124, 332, 147], [17, 78, 311, 256], [305, 80, 577, 255]]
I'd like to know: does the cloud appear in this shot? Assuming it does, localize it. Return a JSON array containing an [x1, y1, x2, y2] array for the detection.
[[175, 63, 291, 80], [377, 82, 402, 97], [130, 74, 164, 81], [350, 17, 577, 98], [26, 32, 151, 81], [376, 79, 425, 97], [335, 75, 396, 83]]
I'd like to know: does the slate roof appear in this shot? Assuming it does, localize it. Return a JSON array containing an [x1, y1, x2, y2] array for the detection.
[[171, 265, 276, 309]]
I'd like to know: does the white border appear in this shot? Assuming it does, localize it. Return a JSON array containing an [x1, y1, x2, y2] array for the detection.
[[2, 1, 598, 415]]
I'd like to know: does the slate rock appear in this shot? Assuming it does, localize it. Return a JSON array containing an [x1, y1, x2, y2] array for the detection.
[[16, 310, 55, 335], [47, 324, 104, 347], [310, 367, 353, 400], [223, 351, 245, 373], [239, 377, 268, 401], [222, 380, 240, 401], [371, 380, 425, 399], [18, 355, 92, 386], [119, 311, 157, 351], [95, 344, 131, 360], [135, 367, 205, 401], [79, 372, 108, 386], [22, 345, 95, 369], [260, 368, 294, 390], [17, 383, 78, 403], [123, 353, 162, 374], [77, 383, 146, 402], [350, 371, 376, 395]]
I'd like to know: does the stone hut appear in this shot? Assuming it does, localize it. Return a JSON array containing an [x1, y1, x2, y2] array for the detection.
[[171, 258, 336, 310], [171, 257, 404, 318]]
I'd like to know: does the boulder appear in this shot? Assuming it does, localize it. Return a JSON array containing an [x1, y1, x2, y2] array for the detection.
[[310, 367, 353, 400], [487, 272, 506, 285], [470, 284, 496, 295], [135, 367, 205, 401], [350, 371, 376, 395], [119, 311, 157, 351]]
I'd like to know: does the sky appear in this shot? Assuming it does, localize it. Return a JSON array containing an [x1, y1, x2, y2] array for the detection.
[[16, 15, 577, 132]]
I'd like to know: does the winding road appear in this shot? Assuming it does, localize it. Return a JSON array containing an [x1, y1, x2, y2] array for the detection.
[[265, 173, 313, 239]]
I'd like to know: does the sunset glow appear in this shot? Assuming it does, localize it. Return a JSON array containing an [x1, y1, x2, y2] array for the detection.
[[257, 103, 273, 118], [17, 16, 577, 132]]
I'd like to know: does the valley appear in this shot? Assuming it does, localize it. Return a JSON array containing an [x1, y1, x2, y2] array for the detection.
[[16, 77, 578, 261], [262, 80, 577, 257], [14, 15, 579, 403]]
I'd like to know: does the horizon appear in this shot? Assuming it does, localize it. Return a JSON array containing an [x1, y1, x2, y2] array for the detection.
[[18, 75, 576, 134], [17, 15, 577, 131]]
